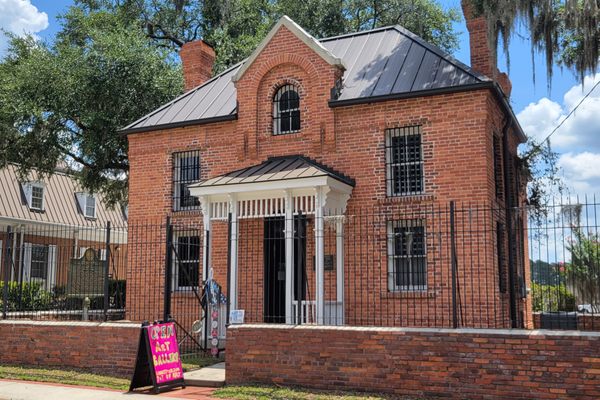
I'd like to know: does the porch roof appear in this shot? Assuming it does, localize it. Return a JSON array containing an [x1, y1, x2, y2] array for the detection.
[[189, 155, 355, 196]]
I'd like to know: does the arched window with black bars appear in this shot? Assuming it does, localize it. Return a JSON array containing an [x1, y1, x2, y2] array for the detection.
[[273, 84, 300, 135]]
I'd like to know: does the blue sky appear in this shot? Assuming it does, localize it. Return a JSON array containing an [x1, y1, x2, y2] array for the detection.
[[2, 0, 599, 195]]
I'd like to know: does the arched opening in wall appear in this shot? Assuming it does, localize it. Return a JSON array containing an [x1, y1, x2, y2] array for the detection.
[[273, 84, 300, 135]]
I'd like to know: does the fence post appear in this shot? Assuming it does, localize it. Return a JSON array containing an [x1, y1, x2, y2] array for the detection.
[[103, 222, 111, 321], [450, 201, 458, 329], [163, 217, 173, 322], [226, 213, 232, 326], [2, 226, 13, 319]]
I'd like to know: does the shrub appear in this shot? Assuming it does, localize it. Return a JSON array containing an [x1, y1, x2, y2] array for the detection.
[[531, 282, 576, 312], [0, 281, 52, 311]]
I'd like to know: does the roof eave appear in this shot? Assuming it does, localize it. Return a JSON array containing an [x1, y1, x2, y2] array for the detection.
[[120, 114, 238, 135], [328, 82, 527, 144]]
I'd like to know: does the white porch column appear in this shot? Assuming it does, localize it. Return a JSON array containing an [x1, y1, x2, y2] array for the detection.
[[315, 187, 325, 325], [336, 218, 344, 325], [201, 196, 212, 281], [228, 194, 238, 310], [284, 190, 294, 324]]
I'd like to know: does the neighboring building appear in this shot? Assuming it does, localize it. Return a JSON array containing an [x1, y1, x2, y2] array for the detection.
[[0, 163, 127, 294], [122, 4, 530, 331]]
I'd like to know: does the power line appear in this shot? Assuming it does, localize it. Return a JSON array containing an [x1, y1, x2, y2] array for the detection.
[[532, 78, 600, 150]]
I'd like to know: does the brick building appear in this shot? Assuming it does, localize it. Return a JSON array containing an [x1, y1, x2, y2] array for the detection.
[[123, 6, 530, 334]]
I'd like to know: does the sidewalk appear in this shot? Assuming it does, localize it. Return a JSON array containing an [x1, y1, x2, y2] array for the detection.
[[0, 380, 217, 400]]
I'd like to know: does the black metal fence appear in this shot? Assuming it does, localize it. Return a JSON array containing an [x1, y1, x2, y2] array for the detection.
[[2, 198, 599, 333], [1, 222, 127, 321]]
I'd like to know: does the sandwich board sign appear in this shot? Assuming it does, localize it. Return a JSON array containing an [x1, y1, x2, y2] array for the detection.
[[129, 321, 185, 393]]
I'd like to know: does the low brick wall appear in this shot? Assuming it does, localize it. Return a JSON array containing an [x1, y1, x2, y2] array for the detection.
[[0, 320, 140, 376], [532, 312, 600, 331], [227, 324, 600, 399]]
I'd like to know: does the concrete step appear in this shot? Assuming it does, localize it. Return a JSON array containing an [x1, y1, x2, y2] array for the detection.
[[184, 362, 225, 388]]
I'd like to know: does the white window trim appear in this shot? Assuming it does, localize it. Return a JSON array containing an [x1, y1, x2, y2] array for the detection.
[[22, 182, 46, 211], [172, 233, 201, 291], [273, 85, 301, 135], [23, 243, 56, 291], [385, 126, 425, 197], [173, 153, 201, 211], [76, 192, 97, 219], [387, 220, 428, 292]]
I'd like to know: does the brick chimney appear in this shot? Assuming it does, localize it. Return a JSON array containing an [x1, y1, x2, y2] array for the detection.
[[461, 0, 512, 97], [179, 40, 215, 92]]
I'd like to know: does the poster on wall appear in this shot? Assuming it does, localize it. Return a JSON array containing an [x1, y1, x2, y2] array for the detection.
[[129, 321, 185, 394]]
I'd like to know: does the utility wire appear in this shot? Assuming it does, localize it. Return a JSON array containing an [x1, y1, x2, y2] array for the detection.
[[529, 78, 600, 154]]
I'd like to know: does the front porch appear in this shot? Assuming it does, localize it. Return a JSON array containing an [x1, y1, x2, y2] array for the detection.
[[189, 156, 354, 326]]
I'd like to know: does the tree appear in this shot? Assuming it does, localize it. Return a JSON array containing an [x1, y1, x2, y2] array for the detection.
[[471, 0, 600, 85], [0, 12, 182, 207], [0, 0, 460, 205], [562, 204, 600, 312]]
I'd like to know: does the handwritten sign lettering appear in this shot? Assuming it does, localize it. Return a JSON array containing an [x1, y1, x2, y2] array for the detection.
[[129, 321, 185, 393], [147, 322, 183, 384]]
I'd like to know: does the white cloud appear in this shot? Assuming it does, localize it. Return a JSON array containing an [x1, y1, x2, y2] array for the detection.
[[517, 74, 600, 195], [0, 0, 48, 54], [517, 74, 600, 153]]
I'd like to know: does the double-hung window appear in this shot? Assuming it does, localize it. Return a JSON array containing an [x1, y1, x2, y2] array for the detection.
[[173, 151, 201, 211], [31, 245, 49, 280], [76, 193, 96, 218], [385, 126, 424, 196], [22, 182, 45, 211], [173, 234, 201, 290], [387, 220, 427, 291], [273, 84, 300, 135]]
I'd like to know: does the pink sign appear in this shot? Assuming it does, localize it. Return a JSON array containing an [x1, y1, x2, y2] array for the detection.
[[146, 322, 183, 385]]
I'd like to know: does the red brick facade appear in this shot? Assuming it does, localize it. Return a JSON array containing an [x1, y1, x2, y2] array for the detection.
[[0, 320, 139, 376], [126, 21, 528, 327], [227, 325, 600, 399]]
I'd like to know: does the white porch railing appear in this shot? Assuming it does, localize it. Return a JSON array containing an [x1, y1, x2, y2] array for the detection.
[[293, 300, 344, 325]]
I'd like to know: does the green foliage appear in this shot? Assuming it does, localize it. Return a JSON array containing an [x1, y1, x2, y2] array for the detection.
[[0, 281, 53, 311], [0, 0, 459, 203], [0, 11, 183, 207], [471, 0, 600, 86], [531, 282, 576, 312], [564, 216, 600, 312]]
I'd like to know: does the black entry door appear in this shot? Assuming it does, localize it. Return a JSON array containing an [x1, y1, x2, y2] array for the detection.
[[263, 216, 306, 323]]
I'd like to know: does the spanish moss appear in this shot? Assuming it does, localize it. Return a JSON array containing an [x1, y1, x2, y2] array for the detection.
[[472, 0, 600, 88]]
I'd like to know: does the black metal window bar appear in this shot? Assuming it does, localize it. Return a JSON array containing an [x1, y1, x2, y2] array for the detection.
[[172, 233, 201, 290], [388, 219, 427, 291], [273, 84, 300, 135], [173, 150, 201, 211], [385, 126, 424, 196], [493, 134, 504, 200]]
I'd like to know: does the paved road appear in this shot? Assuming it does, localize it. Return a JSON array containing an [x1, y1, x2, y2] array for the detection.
[[0, 380, 216, 400]]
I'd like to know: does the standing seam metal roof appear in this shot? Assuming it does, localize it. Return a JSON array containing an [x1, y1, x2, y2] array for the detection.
[[121, 25, 488, 134]]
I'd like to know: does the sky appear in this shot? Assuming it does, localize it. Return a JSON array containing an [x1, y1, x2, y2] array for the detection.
[[2, 0, 599, 197]]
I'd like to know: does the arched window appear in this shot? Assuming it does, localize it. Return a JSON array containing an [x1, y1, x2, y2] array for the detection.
[[273, 84, 300, 135]]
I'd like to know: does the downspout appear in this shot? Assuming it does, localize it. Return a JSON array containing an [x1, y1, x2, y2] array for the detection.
[[502, 119, 518, 328]]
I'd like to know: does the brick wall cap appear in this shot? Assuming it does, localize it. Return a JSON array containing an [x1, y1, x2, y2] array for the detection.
[[0, 319, 140, 329], [230, 323, 600, 338]]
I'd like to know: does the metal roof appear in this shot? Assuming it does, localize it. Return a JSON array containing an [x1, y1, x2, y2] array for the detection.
[[191, 155, 355, 188], [121, 24, 488, 134], [0, 164, 127, 228]]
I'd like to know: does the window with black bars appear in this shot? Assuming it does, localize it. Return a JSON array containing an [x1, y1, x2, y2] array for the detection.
[[493, 135, 504, 200], [31, 244, 49, 280], [173, 234, 201, 290], [387, 220, 427, 291], [273, 84, 300, 135], [385, 126, 424, 196], [496, 222, 507, 293], [173, 150, 201, 211]]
